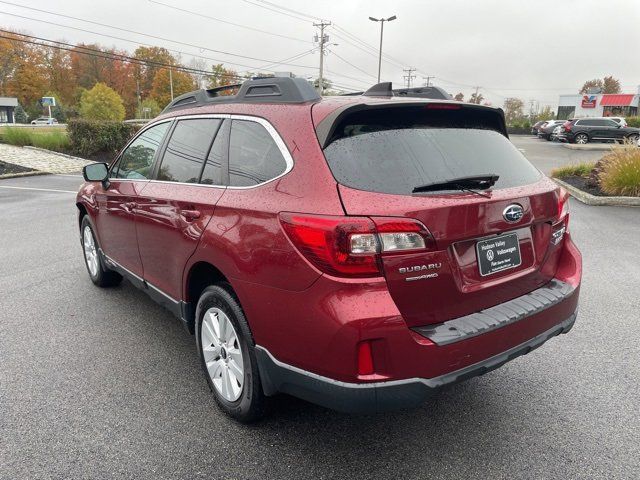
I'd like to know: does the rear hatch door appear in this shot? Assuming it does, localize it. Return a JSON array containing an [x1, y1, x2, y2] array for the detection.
[[318, 102, 565, 327]]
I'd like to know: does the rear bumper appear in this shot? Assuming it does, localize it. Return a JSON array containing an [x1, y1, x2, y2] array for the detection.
[[256, 311, 576, 413]]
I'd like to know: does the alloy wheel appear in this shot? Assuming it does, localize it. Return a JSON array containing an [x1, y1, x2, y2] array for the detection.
[[83, 226, 99, 277], [575, 134, 588, 144], [201, 307, 244, 402]]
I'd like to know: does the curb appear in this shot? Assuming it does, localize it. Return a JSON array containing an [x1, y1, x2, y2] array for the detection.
[[0, 170, 51, 180], [561, 143, 612, 151], [553, 178, 640, 207], [22, 145, 91, 162]]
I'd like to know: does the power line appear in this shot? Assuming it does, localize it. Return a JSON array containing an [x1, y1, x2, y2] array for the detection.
[[147, 0, 311, 44], [0, 30, 242, 80], [238, 0, 311, 23], [328, 50, 377, 80], [0, 9, 316, 70], [402, 67, 416, 88]]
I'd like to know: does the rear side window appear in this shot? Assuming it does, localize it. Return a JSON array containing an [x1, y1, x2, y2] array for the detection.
[[323, 108, 541, 195], [228, 120, 287, 187], [113, 122, 170, 179], [157, 118, 222, 183]]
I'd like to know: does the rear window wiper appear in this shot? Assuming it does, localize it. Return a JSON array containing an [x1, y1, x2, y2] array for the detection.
[[412, 174, 499, 197]]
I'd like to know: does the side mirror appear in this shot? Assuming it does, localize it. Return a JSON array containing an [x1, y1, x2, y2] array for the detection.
[[83, 163, 110, 188]]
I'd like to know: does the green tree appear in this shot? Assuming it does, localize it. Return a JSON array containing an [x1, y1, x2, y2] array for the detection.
[[503, 97, 525, 125], [136, 98, 161, 119], [79, 82, 126, 121], [533, 105, 555, 122], [150, 68, 195, 109], [14, 104, 28, 123]]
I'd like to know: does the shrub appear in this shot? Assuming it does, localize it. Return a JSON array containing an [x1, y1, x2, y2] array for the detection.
[[79, 83, 126, 121], [625, 117, 640, 128], [31, 131, 70, 152], [1, 127, 32, 146], [14, 104, 28, 123], [67, 119, 139, 156], [599, 146, 640, 197], [551, 162, 596, 179]]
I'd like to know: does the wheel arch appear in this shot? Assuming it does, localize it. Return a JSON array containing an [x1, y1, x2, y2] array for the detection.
[[182, 260, 236, 334]]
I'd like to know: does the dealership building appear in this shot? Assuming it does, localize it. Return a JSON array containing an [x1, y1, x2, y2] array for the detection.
[[557, 88, 639, 119]]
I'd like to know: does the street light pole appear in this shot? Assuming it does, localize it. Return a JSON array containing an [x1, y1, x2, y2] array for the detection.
[[369, 15, 396, 83]]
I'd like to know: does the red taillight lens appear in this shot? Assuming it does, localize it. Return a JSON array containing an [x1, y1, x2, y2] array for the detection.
[[279, 213, 435, 278], [279, 213, 380, 277], [357, 341, 374, 376]]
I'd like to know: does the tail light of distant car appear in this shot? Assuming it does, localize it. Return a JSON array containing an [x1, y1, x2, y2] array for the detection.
[[279, 213, 436, 278], [563, 121, 572, 132]]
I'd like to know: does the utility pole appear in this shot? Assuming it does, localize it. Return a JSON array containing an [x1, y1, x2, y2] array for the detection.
[[313, 21, 331, 95], [422, 76, 435, 87], [169, 67, 174, 101], [472, 86, 481, 104], [369, 15, 397, 83], [403, 67, 416, 88]]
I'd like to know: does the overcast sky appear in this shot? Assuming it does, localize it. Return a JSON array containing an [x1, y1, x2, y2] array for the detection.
[[3, 0, 639, 109]]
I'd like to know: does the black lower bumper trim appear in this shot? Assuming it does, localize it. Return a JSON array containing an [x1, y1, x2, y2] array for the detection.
[[255, 312, 577, 413]]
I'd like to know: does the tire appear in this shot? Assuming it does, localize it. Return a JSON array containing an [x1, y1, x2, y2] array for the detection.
[[80, 216, 122, 287], [574, 133, 589, 144], [196, 284, 266, 423], [627, 134, 639, 144]]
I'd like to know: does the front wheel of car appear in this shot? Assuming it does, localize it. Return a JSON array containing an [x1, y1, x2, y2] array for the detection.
[[196, 284, 266, 423], [81, 216, 122, 287], [574, 133, 589, 144]]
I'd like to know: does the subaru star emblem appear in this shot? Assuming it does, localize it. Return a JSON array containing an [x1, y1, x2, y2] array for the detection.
[[503, 204, 524, 223]]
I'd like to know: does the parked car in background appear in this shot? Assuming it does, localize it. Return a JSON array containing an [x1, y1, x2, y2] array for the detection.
[[76, 77, 581, 422], [558, 118, 640, 144], [531, 120, 545, 135], [537, 120, 566, 140], [550, 125, 563, 142], [30, 117, 58, 125], [607, 116, 627, 127]]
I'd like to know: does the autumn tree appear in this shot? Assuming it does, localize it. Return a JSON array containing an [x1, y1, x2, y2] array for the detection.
[[150, 68, 195, 109], [207, 63, 240, 90], [579, 76, 621, 94], [454, 92, 464, 101], [79, 82, 125, 121], [468, 92, 484, 104], [503, 97, 525, 125], [43, 46, 75, 106], [133, 46, 175, 97]]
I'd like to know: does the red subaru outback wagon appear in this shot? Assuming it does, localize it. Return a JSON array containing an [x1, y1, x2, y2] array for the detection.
[[77, 77, 581, 422]]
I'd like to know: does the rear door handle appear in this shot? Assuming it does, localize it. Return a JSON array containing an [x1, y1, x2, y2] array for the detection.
[[179, 209, 201, 221]]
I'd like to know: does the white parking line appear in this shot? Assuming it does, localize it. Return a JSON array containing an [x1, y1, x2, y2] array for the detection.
[[0, 185, 77, 194]]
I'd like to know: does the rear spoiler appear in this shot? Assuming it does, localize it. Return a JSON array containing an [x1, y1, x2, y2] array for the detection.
[[314, 102, 508, 149]]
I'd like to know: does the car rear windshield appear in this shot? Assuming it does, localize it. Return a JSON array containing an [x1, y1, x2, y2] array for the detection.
[[323, 107, 541, 195]]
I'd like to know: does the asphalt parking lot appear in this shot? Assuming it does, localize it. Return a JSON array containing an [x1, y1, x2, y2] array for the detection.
[[1, 140, 639, 479]]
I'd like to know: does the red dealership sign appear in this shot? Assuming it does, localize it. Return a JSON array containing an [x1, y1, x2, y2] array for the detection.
[[581, 95, 597, 108]]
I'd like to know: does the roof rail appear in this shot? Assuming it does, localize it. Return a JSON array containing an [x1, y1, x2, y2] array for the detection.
[[161, 77, 321, 114], [340, 83, 451, 100]]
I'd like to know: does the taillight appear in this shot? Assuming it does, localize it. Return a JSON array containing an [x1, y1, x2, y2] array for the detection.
[[279, 213, 435, 278]]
